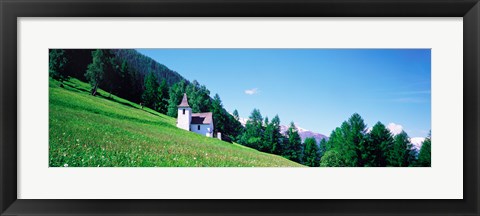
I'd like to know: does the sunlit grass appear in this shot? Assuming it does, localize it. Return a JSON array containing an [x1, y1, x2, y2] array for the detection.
[[49, 78, 304, 167]]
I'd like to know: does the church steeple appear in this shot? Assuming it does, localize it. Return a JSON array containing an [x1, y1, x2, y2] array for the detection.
[[177, 93, 192, 131], [178, 93, 190, 107]]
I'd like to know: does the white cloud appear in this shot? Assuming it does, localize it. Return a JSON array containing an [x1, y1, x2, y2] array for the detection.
[[387, 123, 404, 135], [244, 88, 259, 95]]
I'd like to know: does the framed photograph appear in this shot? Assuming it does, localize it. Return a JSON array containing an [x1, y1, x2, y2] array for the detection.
[[1, 0, 479, 215]]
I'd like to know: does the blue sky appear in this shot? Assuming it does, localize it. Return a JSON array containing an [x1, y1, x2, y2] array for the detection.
[[137, 49, 431, 138]]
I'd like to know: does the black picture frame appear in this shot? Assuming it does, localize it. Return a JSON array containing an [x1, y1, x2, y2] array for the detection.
[[1, 0, 479, 215]]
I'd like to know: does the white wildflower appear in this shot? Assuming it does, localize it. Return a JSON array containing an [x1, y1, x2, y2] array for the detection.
[[63, 164, 68, 167]]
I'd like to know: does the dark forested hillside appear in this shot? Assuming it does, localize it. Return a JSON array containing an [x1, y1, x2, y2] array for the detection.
[[61, 49, 186, 87], [111, 49, 185, 87], [58, 49, 186, 103]]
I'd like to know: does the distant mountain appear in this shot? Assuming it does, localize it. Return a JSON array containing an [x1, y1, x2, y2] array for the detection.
[[237, 117, 328, 143], [279, 125, 329, 143], [409, 137, 425, 151]]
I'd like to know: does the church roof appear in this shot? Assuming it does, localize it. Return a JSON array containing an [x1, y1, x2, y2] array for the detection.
[[191, 112, 213, 125], [178, 93, 190, 107]]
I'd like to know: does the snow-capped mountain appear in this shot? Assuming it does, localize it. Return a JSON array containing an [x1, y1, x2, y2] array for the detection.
[[237, 117, 328, 143], [279, 125, 329, 143], [409, 137, 425, 151], [238, 117, 248, 126]]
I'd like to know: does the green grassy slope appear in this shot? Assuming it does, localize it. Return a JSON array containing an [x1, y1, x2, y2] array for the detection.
[[49, 78, 303, 167]]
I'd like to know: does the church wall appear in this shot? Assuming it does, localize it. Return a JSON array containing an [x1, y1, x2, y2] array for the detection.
[[191, 123, 213, 137]]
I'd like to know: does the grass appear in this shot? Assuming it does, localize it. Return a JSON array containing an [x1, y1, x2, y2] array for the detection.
[[49, 78, 304, 167]]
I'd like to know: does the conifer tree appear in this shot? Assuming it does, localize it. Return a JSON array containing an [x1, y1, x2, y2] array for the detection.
[[322, 113, 367, 167], [347, 113, 368, 166], [157, 79, 169, 114], [303, 137, 320, 167], [364, 122, 393, 166], [49, 49, 69, 82], [232, 109, 240, 121], [416, 133, 431, 167], [211, 94, 226, 135], [167, 80, 187, 117], [185, 80, 211, 113], [390, 131, 415, 167], [142, 71, 160, 110], [239, 109, 264, 149], [282, 122, 303, 163], [261, 117, 271, 152], [270, 115, 283, 155], [319, 138, 327, 158]]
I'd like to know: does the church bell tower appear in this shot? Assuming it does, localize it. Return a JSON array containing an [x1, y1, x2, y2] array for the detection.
[[177, 93, 192, 131]]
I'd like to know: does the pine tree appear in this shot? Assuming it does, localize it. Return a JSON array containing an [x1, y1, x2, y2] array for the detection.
[[239, 109, 264, 150], [211, 94, 226, 136], [270, 115, 283, 155], [167, 80, 187, 117], [322, 113, 367, 167], [319, 138, 327, 158], [232, 109, 239, 121], [157, 79, 169, 114], [223, 112, 244, 143], [142, 71, 160, 110], [302, 137, 320, 167], [282, 122, 303, 163], [364, 122, 393, 167], [416, 133, 431, 167], [85, 49, 106, 96], [185, 80, 211, 113], [261, 117, 271, 152], [390, 131, 415, 167], [348, 113, 368, 166], [49, 49, 69, 82]]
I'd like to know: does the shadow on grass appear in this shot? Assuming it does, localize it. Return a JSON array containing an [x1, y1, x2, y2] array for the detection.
[[97, 93, 172, 122], [100, 94, 137, 109], [62, 81, 91, 94], [59, 78, 173, 123]]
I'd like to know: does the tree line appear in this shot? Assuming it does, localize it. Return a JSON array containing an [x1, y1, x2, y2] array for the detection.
[[238, 109, 431, 167]]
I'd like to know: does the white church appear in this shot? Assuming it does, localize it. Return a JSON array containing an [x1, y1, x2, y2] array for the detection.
[[176, 93, 217, 138]]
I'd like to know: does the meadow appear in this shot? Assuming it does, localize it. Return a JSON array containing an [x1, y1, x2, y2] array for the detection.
[[49, 78, 303, 167]]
